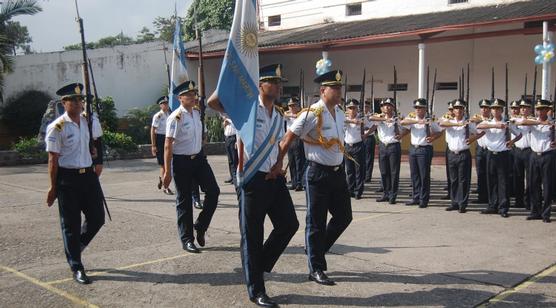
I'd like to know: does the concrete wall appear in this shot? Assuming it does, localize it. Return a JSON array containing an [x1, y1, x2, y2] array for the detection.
[[260, 0, 526, 30]]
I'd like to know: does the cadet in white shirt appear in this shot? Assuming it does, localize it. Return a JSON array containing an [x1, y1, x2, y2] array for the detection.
[[151, 96, 173, 194], [222, 114, 238, 185], [519, 99, 556, 223], [363, 100, 377, 183], [439, 99, 483, 213], [285, 97, 306, 191], [45, 83, 105, 285], [343, 99, 371, 199], [476, 99, 522, 218], [400, 98, 442, 208], [277, 69, 352, 287], [471, 99, 492, 204], [163, 80, 220, 253], [511, 99, 533, 209]]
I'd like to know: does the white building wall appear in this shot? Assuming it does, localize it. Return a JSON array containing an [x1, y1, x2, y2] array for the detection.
[[260, 0, 529, 30]]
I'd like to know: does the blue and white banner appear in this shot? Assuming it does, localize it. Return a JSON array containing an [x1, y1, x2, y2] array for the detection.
[[215, 0, 259, 156], [169, 14, 189, 111]]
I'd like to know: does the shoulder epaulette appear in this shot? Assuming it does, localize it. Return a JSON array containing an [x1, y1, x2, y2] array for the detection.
[[407, 111, 416, 119], [156, 111, 162, 119], [300, 106, 324, 117], [54, 119, 65, 131], [193, 105, 200, 111], [274, 105, 284, 117], [442, 112, 453, 120], [175, 109, 182, 120]]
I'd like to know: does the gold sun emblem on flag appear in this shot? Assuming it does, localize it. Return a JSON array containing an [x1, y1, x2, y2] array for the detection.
[[239, 23, 258, 58]]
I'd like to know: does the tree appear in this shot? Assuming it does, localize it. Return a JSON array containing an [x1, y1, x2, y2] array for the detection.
[[136, 27, 156, 44], [0, 89, 51, 138], [63, 32, 135, 51], [152, 16, 184, 42], [0, 0, 42, 102], [183, 0, 234, 41], [3, 20, 32, 55]]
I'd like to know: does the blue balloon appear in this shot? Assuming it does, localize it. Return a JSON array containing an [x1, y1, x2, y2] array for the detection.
[[534, 44, 544, 54], [546, 43, 555, 52], [535, 54, 544, 65]]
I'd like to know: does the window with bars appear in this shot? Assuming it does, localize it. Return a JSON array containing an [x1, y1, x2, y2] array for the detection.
[[346, 3, 362, 16], [448, 0, 468, 4], [268, 15, 281, 27]]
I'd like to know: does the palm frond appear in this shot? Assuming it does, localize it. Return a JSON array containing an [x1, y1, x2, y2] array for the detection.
[[0, 0, 42, 23]]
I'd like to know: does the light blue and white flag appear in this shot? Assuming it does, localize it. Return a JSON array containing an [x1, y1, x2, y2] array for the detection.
[[169, 13, 189, 111]]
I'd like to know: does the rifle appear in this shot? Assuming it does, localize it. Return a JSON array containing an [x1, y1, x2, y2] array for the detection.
[[393, 66, 399, 135], [359, 69, 366, 137], [533, 66, 537, 101], [461, 67, 465, 101], [426, 66, 430, 102], [195, 10, 206, 137], [504, 63, 510, 141], [299, 69, 305, 108], [74, 0, 110, 220], [343, 73, 348, 110], [370, 75, 375, 114], [162, 42, 171, 92], [524, 73, 528, 99], [466, 63, 470, 104], [427, 68, 437, 137], [88, 59, 101, 115], [491, 67, 495, 101]]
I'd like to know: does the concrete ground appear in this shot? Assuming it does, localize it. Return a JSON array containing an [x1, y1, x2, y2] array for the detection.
[[1, 155, 555, 308]]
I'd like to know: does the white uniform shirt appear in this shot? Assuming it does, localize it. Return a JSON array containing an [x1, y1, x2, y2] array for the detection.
[[364, 113, 375, 136], [512, 116, 531, 149], [403, 116, 442, 146], [285, 112, 297, 130], [289, 99, 345, 166], [152, 110, 169, 135], [45, 112, 93, 169], [475, 116, 490, 149], [372, 116, 401, 145], [240, 98, 283, 173], [530, 118, 554, 153], [344, 115, 363, 144], [444, 119, 477, 153], [480, 119, 521, 152], [166, 105, 202, 155], [223, 117, 237, 137]]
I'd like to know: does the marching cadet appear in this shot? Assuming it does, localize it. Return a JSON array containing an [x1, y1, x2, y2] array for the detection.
[[439, 99, 483, 213], [163, 80, 220, 253], [440, 101, 454, 199], [45, 83, 105, 284], [511, 99, 533, 209], [471, 99, 491, 204], [209, 64, 299, 307], [363, 100, 377, 183], [151, 96, 173, 195], [369, 98, 408, 204], [285, 97, 305, 191], [476, 99, 522, 218], [343, 99, 370, 199], [400, 99, 442, 208], [277, 69, 352, 286], [519, 99, 555, 223], [222, 114, 238, 185]]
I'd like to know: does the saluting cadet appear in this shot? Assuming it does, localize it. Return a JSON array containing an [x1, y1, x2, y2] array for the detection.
[[45, 83, 105, 284], [439, 99, 483, 213], [209, 64, 299, 307], [278, 69, 352, 286], [151, 96, 173, 195], [476, 99, 522, 218], [469, 99, 491, 204], [222, 114, 238, 185], [400, 99, 442, 208], [343, 99, 369, 199], [369, 98, 407, 204], [511, 99, 533, 209], [163, 80, 220, 253], [363, 100, 377, 183], [285, 97, 306, 191], [520, 99, 555, 223]]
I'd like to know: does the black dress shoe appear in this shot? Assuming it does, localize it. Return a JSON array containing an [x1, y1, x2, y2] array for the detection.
[[388, 199, 396, 205], [295, 186, 303, 192], [480, 208, 498, 214], [543, 217, 551, 223], [500, 212, 509, 218], [157, 177, 162, 190], [405, 200, 419, 206], [419, 204, 428, 208], [445, 206, 458, 211], [183, 241, 200, 253], [250, 293, 278, 308], [376, 196, 388, 202], [308, 270, 335, 286], [458, 208, 467, 213], [526, 215, 542, 220], [193, 201, 203, 209], [224, 178, 233, 184], [196, 229, 206, 247], [73, 269, 91, 284]]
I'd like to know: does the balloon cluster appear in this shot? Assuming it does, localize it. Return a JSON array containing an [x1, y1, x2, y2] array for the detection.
[[315, 58, 332, 75], [534, 43, 555, 65]]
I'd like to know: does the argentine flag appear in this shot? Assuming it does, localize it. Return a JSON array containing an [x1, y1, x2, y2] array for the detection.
[[169, 15, 189, 111], [215, 0, 259, 155]]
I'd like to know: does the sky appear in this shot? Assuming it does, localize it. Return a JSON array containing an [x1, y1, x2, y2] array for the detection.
[[13, 0, 193, 53]]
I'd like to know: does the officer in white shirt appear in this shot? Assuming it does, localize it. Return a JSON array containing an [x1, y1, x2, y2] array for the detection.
[[285, 97, 305, 191], [45, 83, 105, 285], [439, 99, 483, 213], [519, 99, 556, 223], [151, 96, 173, 194], [277, 69, 352, 287], [369, 98, 408, 204], [163, 80, 220, 253], [476, 99, 522, 218], [208, 64, 299, 307], [343, 99, 370, 199], [363, 100, 377, 183], [400, 98, 442, 208], [222, 114, 238, 185], [511, 99, 533, 209], [471, 99, 491, 204]]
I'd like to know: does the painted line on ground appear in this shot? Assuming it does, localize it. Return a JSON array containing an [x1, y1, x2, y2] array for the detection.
[[0, 265, 98, 308]]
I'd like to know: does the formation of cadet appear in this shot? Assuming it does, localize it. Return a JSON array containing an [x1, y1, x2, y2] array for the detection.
[[284, 97, 306, 191], [150, 95, 173, 195], [343, 99, 368, 199]]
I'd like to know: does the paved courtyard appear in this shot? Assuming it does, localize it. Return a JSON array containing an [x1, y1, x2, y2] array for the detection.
[[1, 155, 555, 307]]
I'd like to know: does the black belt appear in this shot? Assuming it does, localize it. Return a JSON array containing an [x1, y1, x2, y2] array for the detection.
[[515, 147, 531, 151], [346, 141, 363, 147], [412, 144, 432, 148], [58, 166, 94, 176], [533, 151, 553, 156], [448, 149, 470, 155], [381, 142, 400, 147], [490, 150, 509, 155], [308, 161, 342, 172], [174, 152, 201, 160]]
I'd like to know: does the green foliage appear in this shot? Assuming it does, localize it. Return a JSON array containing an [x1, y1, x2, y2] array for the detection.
[[93, 96, 118, 132], [63, 32, 135, 51], [136, 27, 156, 44], [2, 20, 32, 55], [206, 115, 224, 142], [0, 89, 51, 137], [152, 16, 185, 42], [184, 0, 235, 41], [122, 104, 160, 144], [12, 136, 46, 159], [103, 131, 137, 153]]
